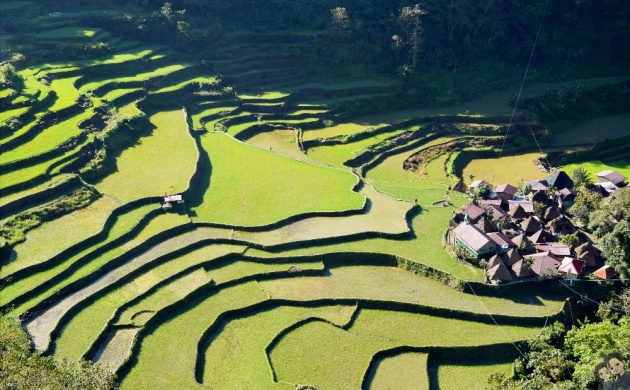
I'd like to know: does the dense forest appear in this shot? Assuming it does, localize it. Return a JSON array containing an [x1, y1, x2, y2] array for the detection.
[[4, 0, 630, 75]]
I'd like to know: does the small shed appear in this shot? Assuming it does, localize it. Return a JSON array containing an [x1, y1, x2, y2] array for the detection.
[[162, 194, 183, 209], [558, 257, 586, 276], [494, 184, 518, 201], [487, 258, 513, 284], [575, 241, 598, 267], [593, 265, 616, 280], [596, 170, 627, 187]]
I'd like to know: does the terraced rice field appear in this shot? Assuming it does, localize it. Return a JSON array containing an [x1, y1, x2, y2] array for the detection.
[[2, 16, 607, 389]]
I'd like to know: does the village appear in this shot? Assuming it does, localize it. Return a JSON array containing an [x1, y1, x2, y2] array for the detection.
[[448, 169, 628, 284]]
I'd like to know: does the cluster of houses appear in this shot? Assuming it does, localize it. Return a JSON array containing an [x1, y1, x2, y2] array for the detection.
[[448, 169, 627, 284]]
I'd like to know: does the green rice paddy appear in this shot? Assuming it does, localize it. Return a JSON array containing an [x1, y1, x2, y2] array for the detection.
[[190, 131, 364, 226], [95, 110, 198, 203]]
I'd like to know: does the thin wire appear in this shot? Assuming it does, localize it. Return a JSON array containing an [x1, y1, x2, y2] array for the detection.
[[558, 280, 630, 315], [497, 11, 546, 161], [460, 278, 527, 356], [460, 4, 550, 360]]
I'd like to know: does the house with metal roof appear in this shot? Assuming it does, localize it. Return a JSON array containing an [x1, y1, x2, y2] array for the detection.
[[453, 223, 496, 258], [596, 170, 627, 187]]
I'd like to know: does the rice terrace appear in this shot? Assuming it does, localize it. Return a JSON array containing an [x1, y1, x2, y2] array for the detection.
[[1, 1, 630, 389]]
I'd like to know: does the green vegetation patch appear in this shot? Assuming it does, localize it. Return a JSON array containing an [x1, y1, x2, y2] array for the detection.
[[248, 205, 481, 281], [95, 110, 197, 203], [307, 130, 407, 167], [10, 211, 188, 316], [121, 282, 269, 389], [35, 27, 103, 40], [270, 320, 397, 389], [0, 204, 156, 308], [435, 360, 513, 390], [259, 266, 565, 317], [364, 137, 459, 205], [53, 244, 244, 362], [369, 352, 429, 390], [551, 113, 630, 146], [462, 152, 547, 187], [204, 304, 355, 389], [349, 308, 542, 346], [0, 1, 30, 11], [0, 109, 92, 165], [2, 195, 118, 277], [190, 132, 364, 226], [561, 159, 630, 179], [48, 76, 82, 112]]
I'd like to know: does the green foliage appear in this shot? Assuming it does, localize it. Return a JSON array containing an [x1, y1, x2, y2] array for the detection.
[[570, 167, 593, 189], [0, 315, 116, 390], [521, 82, 630, 131], [570, 185, 602, 225], [565, 318, 630, 387], [533, 201, 546, 220], [559, 234, 579, 249], [583, 188, 630, 277], [0, 63, 19, 85], [0, 186, 101, 248], [588, 209, 615, 238]]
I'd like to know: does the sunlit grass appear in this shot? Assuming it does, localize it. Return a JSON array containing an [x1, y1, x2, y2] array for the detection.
[[191, 131, 364, 226], [95, 110, 198, 203], [462, 152, 547, 186]]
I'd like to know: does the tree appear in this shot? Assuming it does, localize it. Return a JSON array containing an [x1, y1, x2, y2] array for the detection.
[[585, 188, 630, 276], [534, 201, 546, 219], [588, 209, 615, 238], [600, 220, 630, 277], [571, 167, 593, 188], [474, 184, 491, 199], [565, 317, 630, 387], [0, 315, 116, 389], [330, 7, 349, 30], [571, 185, 602, 225], [559, 234, 579, 249], [398, 4, 427, 70]]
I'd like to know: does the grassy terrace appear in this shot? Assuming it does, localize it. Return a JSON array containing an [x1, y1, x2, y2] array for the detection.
[[94, 110, 198, 203], [204, 304, 356, 389], [270, 309, 540, 389], [48, 77, 82, 111], [79, 63, 188, 93], [121, 282, 269, 389], [0, 109, 93, 165], [462, 152, 548, 186], [307, 127, 414, 167], [151, 76, 217, 94], [561, 159, 630, 179], [258, 266, 565, 316], [35, 27, 103, 40], [369, 352, 429, 389], [2, 196, 120, 277], [191, 132, 364, 226], [12, 211, 188, 316], [0, 204, 157, 307], [53, 244, 247, 362]]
